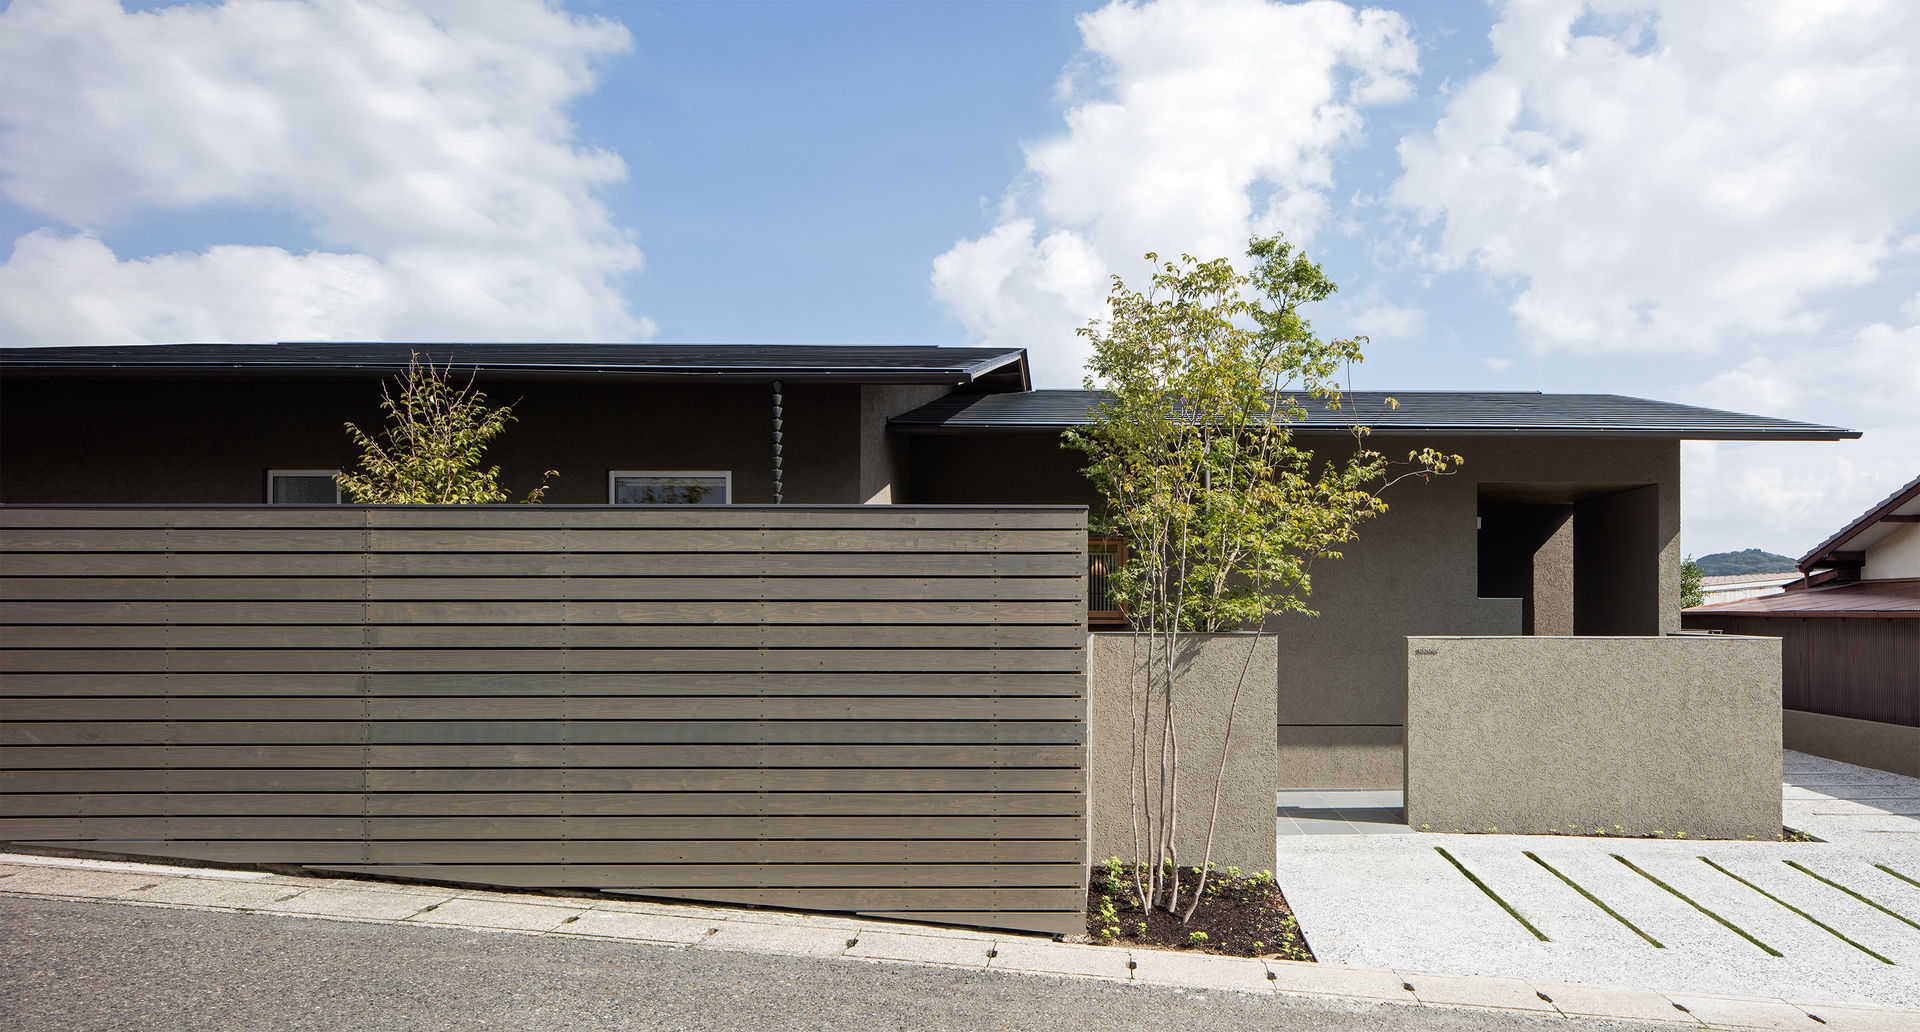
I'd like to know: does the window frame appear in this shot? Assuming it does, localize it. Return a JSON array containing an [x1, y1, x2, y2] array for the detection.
[[1088, 534, 1131, 627], [266, 469, 342, 505], [607, 470, 733, 506]]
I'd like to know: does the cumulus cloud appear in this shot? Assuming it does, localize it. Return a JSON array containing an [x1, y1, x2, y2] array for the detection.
[[932, 0, 1418, 387], [1393, 0, 1920, 355], [1683, 317, 1920, 555], [0, 0, 649, 345]]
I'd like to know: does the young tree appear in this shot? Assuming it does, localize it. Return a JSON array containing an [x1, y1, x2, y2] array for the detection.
[[1066, 237, 1457, 922], [1681, 555, 1705, 609], [336, 353, 555, 504]]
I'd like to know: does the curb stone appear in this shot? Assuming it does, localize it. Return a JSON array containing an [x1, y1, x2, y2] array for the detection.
[[2, 851, 1915, 1030]]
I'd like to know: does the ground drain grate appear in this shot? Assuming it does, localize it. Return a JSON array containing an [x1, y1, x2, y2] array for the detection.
[[1434, 848, 1548, 942], [1785, 861, 1919, 931], [1612, 855, 1780, 957], [1525, 851, 1663, 948], [1701, 858, 1893, 965]]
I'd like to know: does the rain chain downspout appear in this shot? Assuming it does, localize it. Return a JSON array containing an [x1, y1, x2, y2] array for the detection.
[[771, 380, 784, 504]]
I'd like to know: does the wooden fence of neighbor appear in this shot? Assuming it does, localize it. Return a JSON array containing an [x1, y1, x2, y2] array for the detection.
[[1682, 611, 1919, 728], [0, 505, 1090, 934]]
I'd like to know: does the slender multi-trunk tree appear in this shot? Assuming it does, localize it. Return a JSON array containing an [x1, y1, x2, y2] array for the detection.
[[1066, 236, 1458, 922]]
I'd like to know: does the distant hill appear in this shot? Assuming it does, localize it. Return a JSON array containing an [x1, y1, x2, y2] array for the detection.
[[1696, 549, 1799, 576]]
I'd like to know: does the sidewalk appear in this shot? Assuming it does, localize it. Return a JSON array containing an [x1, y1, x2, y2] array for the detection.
[[1, 849, 1911, 1030]]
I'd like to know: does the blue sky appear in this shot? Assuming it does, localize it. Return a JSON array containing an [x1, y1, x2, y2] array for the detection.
[[2, 0, 1915, 556]]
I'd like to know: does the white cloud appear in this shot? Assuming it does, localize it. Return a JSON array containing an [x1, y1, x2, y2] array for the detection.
[[932, 0, 1418, 387], [0, 0, 649, 345], [1683, 318, 1920, 555], [1393, 0, 1920, 355]]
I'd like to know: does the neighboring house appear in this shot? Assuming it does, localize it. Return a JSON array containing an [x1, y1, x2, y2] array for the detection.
[[1, 342, 1859, 790], [1700, 572, 1799, 606], [1685, 474, 1920, 778]]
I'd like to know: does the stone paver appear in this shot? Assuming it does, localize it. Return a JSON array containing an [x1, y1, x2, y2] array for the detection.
[[700, 920, 856, 958], [1261, 960, 1412, 1002], [1666, 994, 1825, 1030], [1403, 971, 1558, 1013], [259, 886, 444, 921], [552, 908, 718, 945], [1536, 981, 1706, 1025], [406, 897, 585, 932], [986, 940, 1132, 980], [1127, 950, 1273, 992], [846, 930, 994, 968]]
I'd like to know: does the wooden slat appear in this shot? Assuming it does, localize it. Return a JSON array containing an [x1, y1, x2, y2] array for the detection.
[[0, 767, 1088, 794], [0, 506, 1088, 531], [0, 578, 1084, 603], [0, 505, 1090, 934], [0, 815, 1087, 840], [0, 624, 1086, 650], [0, 671, 1090, 698], [0, 744, 1086, 769], [0, 528, 1087, 555], [22, 838, 1083, 864], [0, 552, 1082, 577], [0, 648, 1087, 674], [0, 696, 1087, 722], [3, 792, 1085, 818], [3, 720, 1086, 747]]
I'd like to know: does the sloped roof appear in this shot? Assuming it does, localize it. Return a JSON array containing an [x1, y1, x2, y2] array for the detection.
[[1687, 578, 1920, 617], [1798, 473, 1920, 572], [890, 388, 1858, 440], [0, 342, 1032, 390]]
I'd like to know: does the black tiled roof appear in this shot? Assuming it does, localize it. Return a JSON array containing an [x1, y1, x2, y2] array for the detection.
[[889, 389, 1858, 441], [0, 342, 1030, 388]]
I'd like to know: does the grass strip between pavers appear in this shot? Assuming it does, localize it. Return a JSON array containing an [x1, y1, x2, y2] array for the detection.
[[1786, 861, 1920, 932], [1878, 865, 1920, 891], [1611, 855, 1781, 957], [1524, 851, 1663, 948], [1434, 848, 1548, 942], [1699, 858, 1893, 965]]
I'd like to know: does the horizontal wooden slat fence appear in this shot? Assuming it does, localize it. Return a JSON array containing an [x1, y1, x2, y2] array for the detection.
[[0, 505, 1090, 934]]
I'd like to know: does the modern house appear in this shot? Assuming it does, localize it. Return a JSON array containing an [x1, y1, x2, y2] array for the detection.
[[1685, 474, 1920, 777], [0, 342, 1861, 928], [2, 342, 1859, 791]]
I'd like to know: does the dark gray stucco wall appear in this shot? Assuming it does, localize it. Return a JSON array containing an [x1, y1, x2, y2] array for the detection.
[[859, 385, 952, 503], [1, 376, 889, 505], [1405, 635, 1783, 839], [894, 430, 1681, 789], [1088, 633, 1278, 871]]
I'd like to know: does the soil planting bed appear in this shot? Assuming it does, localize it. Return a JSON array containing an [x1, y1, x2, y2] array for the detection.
[[1085, 863, 1314, 961]]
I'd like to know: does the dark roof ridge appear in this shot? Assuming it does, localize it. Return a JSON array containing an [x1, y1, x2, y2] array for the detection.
[[1797, 473, 1920, 571]]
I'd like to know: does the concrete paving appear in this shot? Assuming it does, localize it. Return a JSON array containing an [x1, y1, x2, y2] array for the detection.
[[1278, 751, 1920, 1013], [4, 844, 1915, 1029]]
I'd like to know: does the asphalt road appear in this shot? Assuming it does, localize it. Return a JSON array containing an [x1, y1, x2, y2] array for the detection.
[[0, 896, 1679, 1032]]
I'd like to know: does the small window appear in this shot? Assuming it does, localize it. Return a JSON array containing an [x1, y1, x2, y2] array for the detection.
[[1089, 535, 1130, 626], [268, 470, 342, 504], [609, 471, 731, 505]]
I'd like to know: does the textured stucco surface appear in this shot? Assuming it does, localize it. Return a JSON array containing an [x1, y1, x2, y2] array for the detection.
[[1275, 726, 1406, 789], [1088, 633, 1278, 871], [898, 431, 1683, 792], [1404, 635, 1783, 839], [1784, 708, 1920, 779]]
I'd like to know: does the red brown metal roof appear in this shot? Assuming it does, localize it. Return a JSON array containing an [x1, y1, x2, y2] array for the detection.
[[1686, 579, 1920, 617]]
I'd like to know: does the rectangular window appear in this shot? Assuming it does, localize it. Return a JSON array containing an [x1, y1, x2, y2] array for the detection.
[[267, 470, 342, 504], [609, 471, 731, 505], [1089, 536, 1130, 626]]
